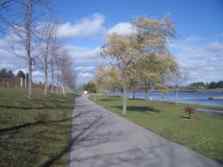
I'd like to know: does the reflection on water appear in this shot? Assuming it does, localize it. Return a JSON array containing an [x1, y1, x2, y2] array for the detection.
[[111, 90, 223, 106]]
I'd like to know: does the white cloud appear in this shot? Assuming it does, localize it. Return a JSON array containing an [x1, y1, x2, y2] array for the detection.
[[75, 66, 96, 72], [65, 45, 101, 59], [63, 45, 106, 84], [0, 34, 25, 70], [108, 22, 136, 36], [78, 72, 94, 81], [207, 41, 223, 52], [57, 14, 106, 38], [171, 36, 223, 83]]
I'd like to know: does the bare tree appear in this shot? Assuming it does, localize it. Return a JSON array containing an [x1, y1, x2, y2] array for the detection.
[[49, 41, 58, 93], [59, 50, 75, 95], [38, 22, 57, 95], [24, 0, 33, 98], [51, 46, 75, 95], [0, 0, 52, 97]]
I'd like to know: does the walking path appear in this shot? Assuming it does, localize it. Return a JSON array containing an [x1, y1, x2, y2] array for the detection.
[[69, 96, 222, 167]]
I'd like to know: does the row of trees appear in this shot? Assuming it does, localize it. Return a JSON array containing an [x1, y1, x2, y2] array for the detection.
[[0, 68, 15, 79], [96, 17, 177, 114], [0, 68, 28, 88], [188, 81, 223, 89], [0, 0, 75, 97]]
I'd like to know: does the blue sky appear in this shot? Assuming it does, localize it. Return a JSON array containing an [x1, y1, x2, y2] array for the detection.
[[0, 0, 223, 84]]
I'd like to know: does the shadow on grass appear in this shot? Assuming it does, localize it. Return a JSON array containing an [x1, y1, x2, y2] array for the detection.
[[0, 110, 102, 167], [115, 105, 160, 113], [99, 98, 119, 102], [0, 116, 75, 166], [0, 113, 82, 134], [0, 104, 73, 110]]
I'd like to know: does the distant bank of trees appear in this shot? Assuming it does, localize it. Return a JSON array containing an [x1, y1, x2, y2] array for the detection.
[[188, 81, 223, 89], [83, 81, 97, 93], [0, 67, 73, 93], [0, 68, 26, 88]]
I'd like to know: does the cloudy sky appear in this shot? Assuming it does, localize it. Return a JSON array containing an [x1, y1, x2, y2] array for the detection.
[[0, 0, 223, 85]]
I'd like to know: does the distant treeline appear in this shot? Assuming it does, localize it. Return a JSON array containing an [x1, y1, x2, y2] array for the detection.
[[0, 68, 64, 92], [187, 81, 223, 89], [0, 68, 27, 88], [0, 68, 26, 79]]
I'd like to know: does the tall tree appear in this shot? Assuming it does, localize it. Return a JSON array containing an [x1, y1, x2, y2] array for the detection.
[[101, 34, 139, 115], [101, 16, 176, 114], [54, 47, 75, 95], [133, 17, 176, 101], [38, 22, 57, 95], [24, 0, 33, 97]]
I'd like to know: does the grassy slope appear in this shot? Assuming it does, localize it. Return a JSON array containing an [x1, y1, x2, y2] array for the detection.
[[91, 95, 223, 162], [0, 88, 74, 167]]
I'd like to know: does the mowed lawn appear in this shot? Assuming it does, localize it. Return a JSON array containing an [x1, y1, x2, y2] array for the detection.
[[91, 95, 223, 163], [0, 88, 75, 167]]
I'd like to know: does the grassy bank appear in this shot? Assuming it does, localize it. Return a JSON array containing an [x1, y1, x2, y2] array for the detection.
[[90, 95, 223, 162], [0, 88, 75, 167]]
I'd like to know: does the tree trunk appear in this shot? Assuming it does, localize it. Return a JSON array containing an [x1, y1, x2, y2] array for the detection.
[[20, 78, 23, 88], [122, 84, 128, 115], [50, 61, 55, 93], [25, 75, 27, 89], [44, 62, 48, 96], [62, 85, 66, 96], [44, 48, 49, 95], [132, 88, 136, 100], [144, 88, 149, 101], [25, 0, 33, 98], [28, 56, 32, 98], [175, 87, 178, 104], [144, 81, 149, 101]]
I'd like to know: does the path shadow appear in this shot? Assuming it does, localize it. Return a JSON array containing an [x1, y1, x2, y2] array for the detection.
[[39, 111, 105, 167], [216, 160, 223, 165]]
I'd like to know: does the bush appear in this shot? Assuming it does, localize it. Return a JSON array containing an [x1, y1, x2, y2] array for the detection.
[[184, 106, 194, 119]]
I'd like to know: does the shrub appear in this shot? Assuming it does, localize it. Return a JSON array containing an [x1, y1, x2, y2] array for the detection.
[[184, 106, 194, 119]]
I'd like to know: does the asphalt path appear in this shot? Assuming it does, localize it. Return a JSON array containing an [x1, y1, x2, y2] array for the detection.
[[69, 96, 222, 167]]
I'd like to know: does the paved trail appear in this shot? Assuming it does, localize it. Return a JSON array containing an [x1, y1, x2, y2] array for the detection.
[[69, 96, 222, 167]]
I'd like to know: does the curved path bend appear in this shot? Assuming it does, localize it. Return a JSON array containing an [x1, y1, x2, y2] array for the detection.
[[69, 96, 222, 167]]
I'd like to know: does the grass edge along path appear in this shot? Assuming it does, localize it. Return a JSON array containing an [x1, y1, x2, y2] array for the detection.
[[90, 95, 223, 163]]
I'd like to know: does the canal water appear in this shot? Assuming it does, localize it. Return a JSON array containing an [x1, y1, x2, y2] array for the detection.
[[111, 90, 223, 106]]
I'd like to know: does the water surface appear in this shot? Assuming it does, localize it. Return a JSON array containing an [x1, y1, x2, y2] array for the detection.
[[111, 90, 223, 106]]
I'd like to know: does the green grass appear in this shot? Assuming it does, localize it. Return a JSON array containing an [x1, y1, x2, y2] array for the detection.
[[90, 95, 223, 163], [0, 88, 75, 167]]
